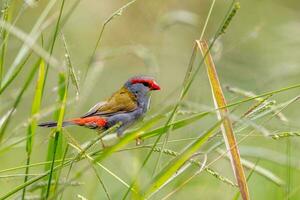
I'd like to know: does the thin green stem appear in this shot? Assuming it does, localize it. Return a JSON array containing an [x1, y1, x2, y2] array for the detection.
[[199, 0, 216, 40], [54, 144, 69, 198], [42, 0, 66, 91], [45, 131, 60, 199], [83, 0, 138, 81]]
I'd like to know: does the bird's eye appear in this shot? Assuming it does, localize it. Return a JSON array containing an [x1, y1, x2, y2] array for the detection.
[[142, 82, 150, 87]]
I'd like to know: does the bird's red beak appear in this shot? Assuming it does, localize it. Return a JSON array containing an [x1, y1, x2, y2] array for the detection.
[[151, 81, 161, 90]]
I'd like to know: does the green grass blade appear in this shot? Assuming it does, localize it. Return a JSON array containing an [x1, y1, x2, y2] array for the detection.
[[45, 0, 66, 65], [21, 59, 45, 199], [0, 0, 10, 87], [0, 159, 71, 174], [0, 53, 32, 95], [53, 144, 69, 198], [60, 0, 81, 26], [143, 120, 223, 198], [0, 0, 26, 49], [45, 72, 68, 198], [0, 135, 28, 154]]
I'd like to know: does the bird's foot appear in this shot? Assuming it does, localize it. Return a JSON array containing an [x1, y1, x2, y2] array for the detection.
[[135, 137, 143, 146]]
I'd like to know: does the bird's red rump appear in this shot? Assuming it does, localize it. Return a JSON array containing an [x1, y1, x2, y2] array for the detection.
[[71, 116, 107, 127]]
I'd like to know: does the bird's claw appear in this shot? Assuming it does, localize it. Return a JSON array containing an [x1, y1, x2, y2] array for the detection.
[[135, 137, 143, 146]]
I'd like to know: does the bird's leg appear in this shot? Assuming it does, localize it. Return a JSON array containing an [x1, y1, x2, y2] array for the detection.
[[116, 124, 143, 145], [97, 129, 106, 149]]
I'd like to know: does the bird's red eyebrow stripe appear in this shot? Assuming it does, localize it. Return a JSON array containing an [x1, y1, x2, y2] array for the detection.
[[71, 116, 107, 127], [131, 78, 160, 90], [131, 78, 152, 85]]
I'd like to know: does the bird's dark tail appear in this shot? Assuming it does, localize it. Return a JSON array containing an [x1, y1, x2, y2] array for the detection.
[[38, 121, 74, 128]]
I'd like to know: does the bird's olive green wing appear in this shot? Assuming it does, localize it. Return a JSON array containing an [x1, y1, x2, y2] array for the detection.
[[81, 87, 137, 118]]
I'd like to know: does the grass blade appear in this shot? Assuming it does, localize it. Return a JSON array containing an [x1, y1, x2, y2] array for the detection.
[[45, 72, 68, 198], [198, 40, 250, 200], [22, 59, 46, 199], [0, 0, 10, 87], [0, 53, 32, 94], [61, 33, 80, 96], [143, 119, 223, 198]]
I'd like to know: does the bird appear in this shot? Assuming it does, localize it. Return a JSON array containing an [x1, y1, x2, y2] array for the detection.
[[38, 75, 160, 143]]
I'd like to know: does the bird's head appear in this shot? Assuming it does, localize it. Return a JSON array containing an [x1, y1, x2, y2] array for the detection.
[[124, 75, 160, 96]]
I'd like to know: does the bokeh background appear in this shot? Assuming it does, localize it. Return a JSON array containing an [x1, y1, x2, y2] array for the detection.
[[1, 0, 300, 199]]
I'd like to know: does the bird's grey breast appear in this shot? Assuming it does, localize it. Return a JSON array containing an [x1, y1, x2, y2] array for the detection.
[[106, 95, 150, 136]]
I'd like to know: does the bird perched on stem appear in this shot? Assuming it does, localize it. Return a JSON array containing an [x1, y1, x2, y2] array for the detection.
[[39, 75, 160, 145]]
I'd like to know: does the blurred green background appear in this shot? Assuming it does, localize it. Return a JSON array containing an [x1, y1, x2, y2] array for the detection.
[[1, 0, 300, 199]]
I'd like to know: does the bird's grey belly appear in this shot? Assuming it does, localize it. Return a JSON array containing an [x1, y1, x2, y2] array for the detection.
[[106, 107, 145, 136]]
